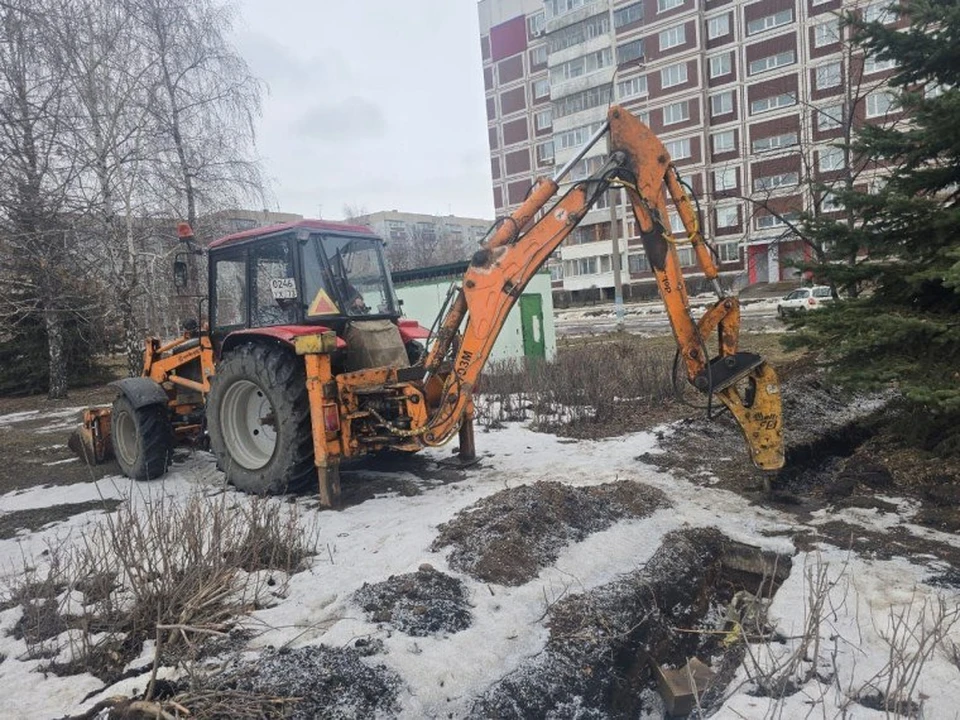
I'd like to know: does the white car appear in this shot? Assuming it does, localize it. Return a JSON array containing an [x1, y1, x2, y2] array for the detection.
[[777, 286, 835, 317]]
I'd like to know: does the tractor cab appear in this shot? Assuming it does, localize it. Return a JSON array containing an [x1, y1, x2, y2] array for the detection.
[[207, 219, 424, 370], [208, 220, 400, 331]]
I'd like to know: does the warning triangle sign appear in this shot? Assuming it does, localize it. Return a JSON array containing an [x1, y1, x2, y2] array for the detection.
[[307, 288, 340, 316]]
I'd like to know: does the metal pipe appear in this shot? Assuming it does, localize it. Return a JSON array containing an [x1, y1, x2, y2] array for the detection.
[[551, 120, 610, 184]]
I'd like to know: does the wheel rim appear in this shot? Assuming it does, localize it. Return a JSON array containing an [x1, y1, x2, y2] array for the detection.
[[114, 410, 138, 468], [219, 379, 277, 470]]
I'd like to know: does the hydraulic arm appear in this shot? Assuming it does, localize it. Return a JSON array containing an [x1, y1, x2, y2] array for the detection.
[[421, 105, 784, 470]]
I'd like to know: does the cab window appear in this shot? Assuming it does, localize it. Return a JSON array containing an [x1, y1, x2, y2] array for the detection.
[[212, 255, 247, 329], [251, 239, 299, 327]]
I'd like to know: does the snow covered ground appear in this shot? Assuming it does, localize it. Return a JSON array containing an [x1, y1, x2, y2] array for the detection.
[[0, 407, 958, 719]]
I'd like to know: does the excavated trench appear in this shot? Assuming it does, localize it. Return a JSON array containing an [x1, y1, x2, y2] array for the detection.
[[771, 417, 877, 499], [471, 527, 794, 719]]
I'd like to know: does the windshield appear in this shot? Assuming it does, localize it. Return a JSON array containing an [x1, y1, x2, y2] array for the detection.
[[302, 234, 398, 318]]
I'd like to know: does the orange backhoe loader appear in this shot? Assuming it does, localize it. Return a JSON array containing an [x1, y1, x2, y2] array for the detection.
[[73, 105, 784, 506]]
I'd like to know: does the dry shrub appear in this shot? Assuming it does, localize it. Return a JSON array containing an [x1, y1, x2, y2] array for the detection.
[[4, 492, 319, 684], [477, 339, 676, 436]]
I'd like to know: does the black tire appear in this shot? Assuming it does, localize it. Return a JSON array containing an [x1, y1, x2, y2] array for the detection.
[[111, 395, 173, 481], [207, 344, 315, 494]]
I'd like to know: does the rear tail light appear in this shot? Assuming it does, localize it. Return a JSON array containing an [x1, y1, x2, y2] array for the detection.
[[808, 297, 817, 306], [322, 404, 340, 433]]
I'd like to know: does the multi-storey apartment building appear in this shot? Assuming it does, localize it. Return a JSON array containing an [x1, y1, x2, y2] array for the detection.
[[350, 210, 494, 271], [478, 0, 902, 300]]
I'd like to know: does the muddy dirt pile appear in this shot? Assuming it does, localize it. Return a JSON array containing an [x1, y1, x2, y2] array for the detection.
[[354, 565, 472, 637], [194, 644, 402, 720], [647, 365, 890, 493], [432, 480, 670, 585], [471, 528, 791, 718]]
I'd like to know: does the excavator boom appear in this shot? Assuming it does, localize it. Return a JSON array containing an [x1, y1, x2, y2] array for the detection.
[[423, 105, 784, 470]]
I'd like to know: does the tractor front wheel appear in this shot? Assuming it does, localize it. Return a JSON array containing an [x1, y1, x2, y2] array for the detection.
[[207, 344, 315, 494], [111, 395, 173, 481]]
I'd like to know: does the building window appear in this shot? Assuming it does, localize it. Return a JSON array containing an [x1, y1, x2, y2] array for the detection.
[[676, 246, 695, 267], [746, 9, 793, 36], [535, 108, 552, 130], [614, 2, 643, 28], [864, 55, 896, 74], [545, 0, 590, 20], [752, 131, 798, 153], [717, 241, 740, 262], [658, 0, 683, 12], [663, 100, 690, 125], [818, 103, 843, 130], [533, 79, 550, 100], [628, 253, 650, 273], [555, 122, 605, 150], [750, 92, 796, 115], [668, 211, 686, 234], [553, 85, 613, 118], [550, 48, 613, 84], [714, 167, 737, 191], [707, 14, 730, 39], [529, 45, 547, 66], [925, 83, 945, 99], [528, 11, 546, 37], [816, 62, 841, 89], [549, 263, 563, 281], [659, 24, 686, 51], [537, 140, 555, 163], [864, 2, 898, 24], [665, 137, 691, 159], [710, 90, 733, 116], [617, 75, 648, 100], [748, 50, 795, 76], [709, 52, 732, 78], [754, 171, 799, 192], [814, 19, 840, 48], [866, 90, 896, 118], [716, 205, 739, 228], [661, 62, 688, 88], [549, 14, 611, 53], [818, 146, 845, 171], [712, 129, 735, 154], [754, 212, 799, 230], [617, 39, 645, 64], [821, 192, 842, 212]]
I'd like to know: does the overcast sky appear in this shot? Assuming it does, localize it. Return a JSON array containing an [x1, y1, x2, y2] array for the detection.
[[234, 0, 493, 221]]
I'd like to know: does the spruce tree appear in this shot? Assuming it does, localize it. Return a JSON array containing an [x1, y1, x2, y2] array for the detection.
[[790, 0, 960, 452]]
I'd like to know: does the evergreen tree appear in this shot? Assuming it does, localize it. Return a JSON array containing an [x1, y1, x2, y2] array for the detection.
[[790, 0, 960, 452]]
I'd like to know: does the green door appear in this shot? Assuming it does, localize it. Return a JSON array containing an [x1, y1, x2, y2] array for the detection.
[[519, 293, 546, 360]]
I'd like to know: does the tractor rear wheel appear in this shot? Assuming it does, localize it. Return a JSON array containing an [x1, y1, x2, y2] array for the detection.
[[207, 344, 315, 494], [111, 395, 173, 481]]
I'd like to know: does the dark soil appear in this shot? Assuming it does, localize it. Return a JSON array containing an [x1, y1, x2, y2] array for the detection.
[[0, 385, 120, 494], [354, 565, 472, 637], [200, 644, 403, 720], [471, 528, 792, 719], [0, 499, 121, 540], [432, 480, 670, 585]]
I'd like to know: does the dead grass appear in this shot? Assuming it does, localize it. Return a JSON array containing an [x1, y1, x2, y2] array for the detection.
[[4, 492, 319, 686], [477, 338, 677, 437], [477, 332, 804, 439]]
